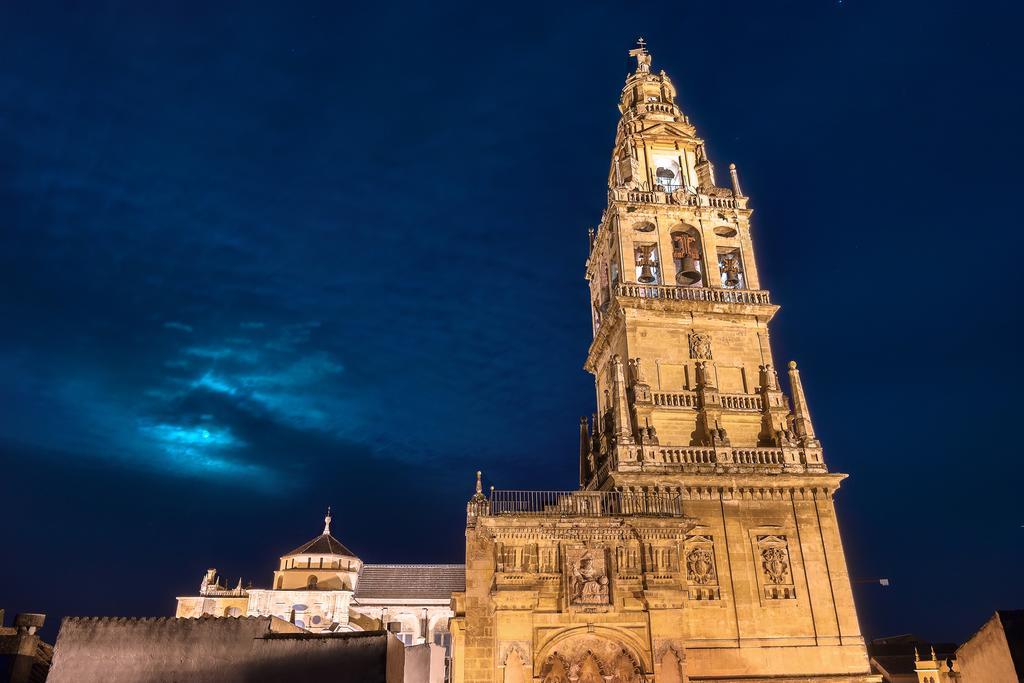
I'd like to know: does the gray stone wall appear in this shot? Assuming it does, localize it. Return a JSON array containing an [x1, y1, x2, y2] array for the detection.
[[48, 616, 404, 682]]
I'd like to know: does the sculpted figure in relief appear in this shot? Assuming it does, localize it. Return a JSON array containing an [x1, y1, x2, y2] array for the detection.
[[570, 552, 609, 605]]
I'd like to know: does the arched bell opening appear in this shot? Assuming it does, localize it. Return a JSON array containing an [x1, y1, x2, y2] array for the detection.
[[671, 227, 703, 286], [633, 243, 660, 285], [651, 152, 684, 193], [717, 246, 746, 289]]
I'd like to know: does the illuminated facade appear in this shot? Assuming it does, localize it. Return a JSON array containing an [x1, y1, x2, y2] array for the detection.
[[175, 511, 462, 660], [448, 43, 878, 683]]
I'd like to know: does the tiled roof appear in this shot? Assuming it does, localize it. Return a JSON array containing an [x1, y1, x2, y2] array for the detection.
[[283, 533, 357, 558], [354, 564, 465, 600]]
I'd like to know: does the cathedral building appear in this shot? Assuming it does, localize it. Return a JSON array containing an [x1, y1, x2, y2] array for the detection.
[[447, 43, 878, 683], [175, 510, 462, 658]]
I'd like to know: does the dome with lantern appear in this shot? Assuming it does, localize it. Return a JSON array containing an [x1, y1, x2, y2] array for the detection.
[[273, 508, 362, 592]]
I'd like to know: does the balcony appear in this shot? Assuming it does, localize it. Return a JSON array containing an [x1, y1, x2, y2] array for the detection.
[[616, 283, 771, 305], [609, 187, 744, 210], [481, 490, 684, 518]]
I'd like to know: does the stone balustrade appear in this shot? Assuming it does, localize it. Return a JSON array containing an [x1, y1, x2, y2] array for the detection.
[[609, 187, 743, 209], [647, 446, 795, 470], [616, 283, 772, 305], [732, 448, 786, 465], [653, 391, 765, 411], [652, 391, 698, 408], [718, 393, 764, 411], [657, 448, 718, 465]]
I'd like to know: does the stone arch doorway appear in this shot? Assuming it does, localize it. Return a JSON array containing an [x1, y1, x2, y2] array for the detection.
[[536, 631, 647, 683]]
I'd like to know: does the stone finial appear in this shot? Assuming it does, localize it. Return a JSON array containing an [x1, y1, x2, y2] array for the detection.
[[728, 163, 743, 197], [323, 506, 332, 535], [914, 646, 920, 662], [930, 646, 937, 661], [471, 471, 487, 503]]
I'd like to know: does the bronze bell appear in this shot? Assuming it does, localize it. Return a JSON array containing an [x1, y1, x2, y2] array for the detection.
[[638, 261, 656, 284], [721, 256, 740, 287], [676, 254, 701, 284]]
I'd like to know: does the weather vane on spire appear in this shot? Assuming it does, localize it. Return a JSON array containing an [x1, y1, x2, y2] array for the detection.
[[628, 37, 652, 73]]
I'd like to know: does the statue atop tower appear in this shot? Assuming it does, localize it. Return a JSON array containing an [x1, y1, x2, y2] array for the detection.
[[628, 37, 652, 73]]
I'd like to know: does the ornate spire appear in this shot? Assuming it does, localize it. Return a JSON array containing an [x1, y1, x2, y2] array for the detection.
[[323, 506, 332, 535]]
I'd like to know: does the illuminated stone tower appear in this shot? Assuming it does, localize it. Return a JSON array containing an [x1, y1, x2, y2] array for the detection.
[[450, 42, 877, 683]]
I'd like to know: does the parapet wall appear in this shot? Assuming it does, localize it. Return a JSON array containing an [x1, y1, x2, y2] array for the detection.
[[48, 616, 404, 683]]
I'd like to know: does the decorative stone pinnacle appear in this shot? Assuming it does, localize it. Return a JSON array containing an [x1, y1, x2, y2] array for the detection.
[[787, 360, 818, 444], [729, 163, 744, 197], [323, 506, 332, 535], [471, 470, 487, 502]]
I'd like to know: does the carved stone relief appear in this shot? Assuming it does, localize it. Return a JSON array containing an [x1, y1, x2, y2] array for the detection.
[[539, 636, 643, 683], [566, 548, 610, 607], [689, 332, 713, 360], [756, 534, 796, 600], [685, 534, 720, 601]]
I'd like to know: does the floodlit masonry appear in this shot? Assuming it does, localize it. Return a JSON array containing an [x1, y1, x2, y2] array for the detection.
[[448, 41, 879, 683]]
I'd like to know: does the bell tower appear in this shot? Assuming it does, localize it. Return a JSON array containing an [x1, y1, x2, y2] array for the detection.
[[582, 41, 818, 486], [451, 41, 877, 683], [576, 40, 873, 680]]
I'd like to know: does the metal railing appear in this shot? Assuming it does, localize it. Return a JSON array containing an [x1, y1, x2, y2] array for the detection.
[[486, 490, 684, 518], [616, 283, 772, 305]]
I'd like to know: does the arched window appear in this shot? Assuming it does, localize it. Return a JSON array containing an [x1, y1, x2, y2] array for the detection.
[[306, 575, 318, 589], [671, 228, 703, 286], [275, 576, 283, 590]]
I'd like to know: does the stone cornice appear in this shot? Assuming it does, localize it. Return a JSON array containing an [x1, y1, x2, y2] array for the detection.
[[607, 472, 849, 499]]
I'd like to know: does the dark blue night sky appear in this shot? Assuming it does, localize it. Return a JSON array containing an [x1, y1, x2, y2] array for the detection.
[[1, 1, 1022, 643]]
